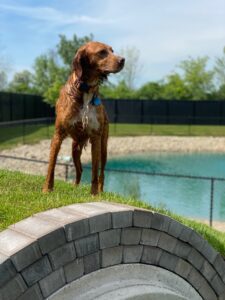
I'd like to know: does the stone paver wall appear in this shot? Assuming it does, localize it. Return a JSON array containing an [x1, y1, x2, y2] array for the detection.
[[0, 202, 225, 300]]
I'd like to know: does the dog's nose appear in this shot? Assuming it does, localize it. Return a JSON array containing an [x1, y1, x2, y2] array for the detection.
[[118, 57, 125, 67]]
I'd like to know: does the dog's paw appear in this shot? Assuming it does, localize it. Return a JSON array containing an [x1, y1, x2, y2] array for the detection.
[[91, 185, 99, 196], [42, 186, 53, 193]]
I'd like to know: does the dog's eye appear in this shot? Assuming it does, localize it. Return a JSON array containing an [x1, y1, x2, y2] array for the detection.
[[98, 49, 108, 58]]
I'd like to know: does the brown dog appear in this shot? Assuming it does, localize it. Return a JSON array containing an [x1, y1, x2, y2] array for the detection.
[[43, 41, 125, 195]]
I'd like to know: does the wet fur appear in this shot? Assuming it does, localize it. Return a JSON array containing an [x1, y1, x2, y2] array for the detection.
[[43, 41, 124, 195]]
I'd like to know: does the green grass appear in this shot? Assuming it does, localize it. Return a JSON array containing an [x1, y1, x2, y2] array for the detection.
[[0, 169, 225, 257], [1, 123, 225, 150]]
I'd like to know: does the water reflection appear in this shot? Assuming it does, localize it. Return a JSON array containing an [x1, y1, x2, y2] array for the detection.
[[69, 152, 225, 222]]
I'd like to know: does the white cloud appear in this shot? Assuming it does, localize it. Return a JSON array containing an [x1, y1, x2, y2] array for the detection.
[[0, 3, 116, 25], [1, 0, 225, 85]]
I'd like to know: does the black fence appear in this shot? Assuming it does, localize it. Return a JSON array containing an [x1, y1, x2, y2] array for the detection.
[[0, 92, 54, 122], [0, 154, 221, 228], [104, 99, 225, 125], [1, 91, 225, 125]]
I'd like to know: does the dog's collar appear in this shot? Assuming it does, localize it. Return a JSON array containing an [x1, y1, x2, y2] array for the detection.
[[76, 80, 99, 93]]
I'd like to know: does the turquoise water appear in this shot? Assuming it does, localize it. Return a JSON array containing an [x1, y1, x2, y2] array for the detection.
[[73, 152, 225, 221]]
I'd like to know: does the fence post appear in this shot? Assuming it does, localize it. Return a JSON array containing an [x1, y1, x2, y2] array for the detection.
[[210, 178, 214, 227]]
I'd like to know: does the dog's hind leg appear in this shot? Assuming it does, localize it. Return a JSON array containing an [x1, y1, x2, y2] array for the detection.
[[72, 140, 84, 186], [43, 130, 65, 193], [99, 124, 109, 193]]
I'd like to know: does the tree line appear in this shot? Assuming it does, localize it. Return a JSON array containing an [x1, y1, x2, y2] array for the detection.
[[1, 34, 225, 105]]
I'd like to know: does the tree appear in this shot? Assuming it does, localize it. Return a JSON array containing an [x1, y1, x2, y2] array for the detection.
[[32, 50, 67, 105], [117, 46, 142, 89], [57, 33, 93, 68], [178, 56, 215, 100], [100, 80, 136, 99], [7, 70, 34, 94], [136, 82, 164, 100], [0, 71, 7, 90], [214, 47, 225, 86], [32, 34, 93, 105], [0, 44, 10, 91], [161, 73, 191, 100]]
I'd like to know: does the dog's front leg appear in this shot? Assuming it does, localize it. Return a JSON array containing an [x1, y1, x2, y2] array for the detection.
[[43, 132, 64, 193], [90, 136, 101, 195]]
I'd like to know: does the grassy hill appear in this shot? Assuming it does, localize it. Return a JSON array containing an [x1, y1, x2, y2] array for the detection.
[[0, 169, 225, 256]]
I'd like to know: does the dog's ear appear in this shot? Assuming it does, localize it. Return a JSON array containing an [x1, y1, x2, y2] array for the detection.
[[73, 48, 89, 80]]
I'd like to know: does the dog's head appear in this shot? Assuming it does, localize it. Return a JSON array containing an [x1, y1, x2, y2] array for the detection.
[[73, 41, 125, 82]]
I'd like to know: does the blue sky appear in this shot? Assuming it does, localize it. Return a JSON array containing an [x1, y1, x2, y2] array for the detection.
[[0, 0, 225, 86]]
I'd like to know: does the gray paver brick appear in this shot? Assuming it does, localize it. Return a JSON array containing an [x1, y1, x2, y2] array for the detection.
[[133, 209, 153, 228], [188, 230, 205, 251], [151, 213, 171, 232], [38, 228, 66, 254], [211, 274, 225, 296], [187, 267, 207, 291], [174, 258, 192, 279], [168, 219, 184, 238], [64, 258, 84, 283], [99, 229, 121, 249], [21, 256, 52, 286], [88, 213, 112, 233], [0, 229, 41, 271], [0, 254, 16, 288], [49, 242, 76, 270], [101, 246, 123, 268], [65, 218, 89, 241], [11, 242, 41, 272], [140, 229, 160, 247], [187, 248, 204, 271], [198, 282, 217, 300], [219, 292, 225, 300], [121, 228, 142, 245], [17, 284, 43, 300], [178, 226, 193, 242], [214, 254, 225, 283], [112, 211, 133, 228], [83, 252, 100, 274], [159, 251, 179, 272], [200, 241, 218, 264], [39, 268, 66, 298], [158, 232, 177, 253], [173, 240, 192, 259], [200, 260, 217, 282], [0, 274, 27, 300], [123, 245, 143, 263], [141, 246, 162, 265], [75, 234, 99, 257]]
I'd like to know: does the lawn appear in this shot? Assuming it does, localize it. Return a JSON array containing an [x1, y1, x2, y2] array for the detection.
[[0, 169, 225, 256], [1, 123, 225, 150]]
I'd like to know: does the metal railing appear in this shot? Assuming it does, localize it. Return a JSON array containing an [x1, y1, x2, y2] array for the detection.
[[1, 154, 224, 227], [1, 116, 225, 148]]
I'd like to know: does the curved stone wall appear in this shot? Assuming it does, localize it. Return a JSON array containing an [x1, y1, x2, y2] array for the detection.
[[0, 202, 225, 300]]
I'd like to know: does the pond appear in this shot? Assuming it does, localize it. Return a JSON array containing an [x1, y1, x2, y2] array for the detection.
[[70, 152, 225, 222]]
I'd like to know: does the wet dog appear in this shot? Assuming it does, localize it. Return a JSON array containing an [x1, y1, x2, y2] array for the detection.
[[43, 41, 125, 194]]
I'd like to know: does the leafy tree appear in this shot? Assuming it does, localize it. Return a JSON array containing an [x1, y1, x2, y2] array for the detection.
[[136, 82, 164, 100], [161, 73, 191, 100], [0, 71, 7, 91], [100, 80, 136, 99], [178, 56, 215, 100], [7, 70, 34, 94], [214, 47, 225, 86], [32, 50, 67, 105], [33, 34, 93, 105], [57, 33, 93, 68]]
